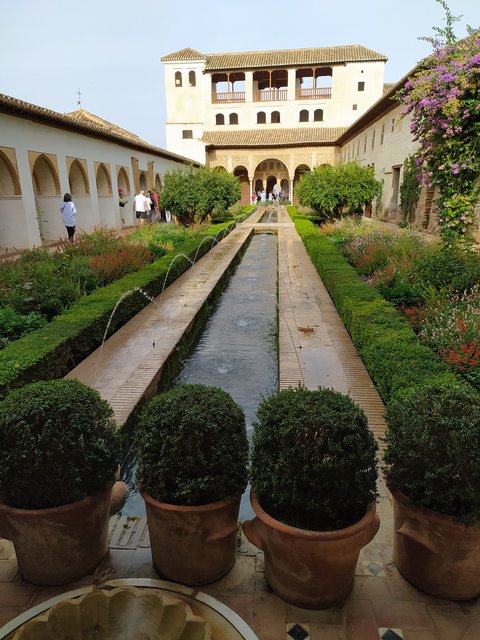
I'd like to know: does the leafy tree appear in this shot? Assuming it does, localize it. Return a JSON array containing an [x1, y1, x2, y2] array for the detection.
[[160, 165, 240, 225], [295, 162, 382, 220]]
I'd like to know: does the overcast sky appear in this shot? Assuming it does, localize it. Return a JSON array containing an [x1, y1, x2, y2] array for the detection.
[[0, 0, 477, 148]]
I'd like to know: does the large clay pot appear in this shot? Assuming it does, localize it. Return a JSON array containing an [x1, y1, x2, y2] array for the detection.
[[142, 493, 241, 586], [0, 485, 113, 586], [392, 489, 480, 600], [243, 491, 379, 609]]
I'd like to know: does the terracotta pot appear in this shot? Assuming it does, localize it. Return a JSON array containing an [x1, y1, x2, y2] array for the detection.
[[392, 489, 480, 600], [243, 491, 379, 608], [142, 492, 241, 586], [0, 485, 113, 586]]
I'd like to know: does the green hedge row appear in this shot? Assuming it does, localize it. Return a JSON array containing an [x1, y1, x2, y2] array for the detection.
[[0, 223, 235, 398], [288, 208, 458, 403]]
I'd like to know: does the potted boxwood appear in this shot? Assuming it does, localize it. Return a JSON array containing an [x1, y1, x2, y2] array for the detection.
[[384, 380, 480, 600], [135, 383, 249, 586], [243, 386, 379, 608], [0, 379, 122, 586]]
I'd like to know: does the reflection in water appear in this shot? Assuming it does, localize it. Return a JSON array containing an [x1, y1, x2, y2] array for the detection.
[[121, 233, 278, 519]]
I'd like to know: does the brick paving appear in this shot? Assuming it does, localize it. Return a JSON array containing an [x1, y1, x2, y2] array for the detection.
[[1, 208, 479, 639]]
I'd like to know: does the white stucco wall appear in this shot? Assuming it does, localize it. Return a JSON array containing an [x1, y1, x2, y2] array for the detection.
[[0, 113, 194, 250], [340, 103, 419, 219]]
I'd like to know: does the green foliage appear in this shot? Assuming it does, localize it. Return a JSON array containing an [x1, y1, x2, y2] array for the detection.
[[0, 223, 234, 397], [250, 387, 378, 531], [412, 245, 480, 294], [0, 379, 121, 509], [0, 308, 47, 348], [399, 154, 421, 222], [295, 162, 382, 219], [384, 380, 480, 524], [160, 165, 241, 225], [136, 384, 248, 506]]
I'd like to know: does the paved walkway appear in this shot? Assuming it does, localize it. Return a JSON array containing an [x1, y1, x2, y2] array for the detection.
[[1, 208, 478, 639]]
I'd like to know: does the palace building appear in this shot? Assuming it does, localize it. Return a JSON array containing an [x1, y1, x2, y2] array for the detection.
[[161, 44, 390, 202]]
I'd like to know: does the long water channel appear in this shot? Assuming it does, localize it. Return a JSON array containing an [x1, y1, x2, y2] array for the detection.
[[121, 231, 278, 520]]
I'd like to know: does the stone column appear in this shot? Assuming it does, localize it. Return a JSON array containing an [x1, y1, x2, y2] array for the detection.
[[289, 177, 294, 202]]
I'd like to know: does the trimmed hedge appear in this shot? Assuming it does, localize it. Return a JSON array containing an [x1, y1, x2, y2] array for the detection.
[[0, 223, 235, 398], [288, 207, 459, 403]]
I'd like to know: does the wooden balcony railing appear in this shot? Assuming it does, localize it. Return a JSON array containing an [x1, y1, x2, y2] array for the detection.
[[296, 87, 332, 99], [253, 89, 288, 102], [211, 91, 246, 103]]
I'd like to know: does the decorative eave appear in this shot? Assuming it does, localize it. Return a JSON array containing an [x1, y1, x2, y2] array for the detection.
[[203, 127, 347, 149], [0, 93, 200, 166]]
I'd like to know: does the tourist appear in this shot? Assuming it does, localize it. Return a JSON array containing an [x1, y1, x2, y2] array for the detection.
[[134, 190, 148, 224], [261, 190, 266, 203], [251, 192, 257, 205], [60, 192, 77, 244]]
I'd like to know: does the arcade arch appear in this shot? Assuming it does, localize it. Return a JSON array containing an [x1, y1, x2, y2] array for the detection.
[[32, 155, 60, 196], [117, 167, 131, 194], [253, 158, 289, 199], [233, 165, 249, 204], [96, 163, 112, 195], [69, 160, 89, 195], [139, 172, 147, 191], [0, 151, 20, 196]]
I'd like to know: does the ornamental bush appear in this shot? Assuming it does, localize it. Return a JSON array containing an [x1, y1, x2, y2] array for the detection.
[[250, 387, 378, 531], [0, 379, 121, 509], [384, 380, 480, 525], [295, 162, 382, 219], [136, 384, 249, 506]]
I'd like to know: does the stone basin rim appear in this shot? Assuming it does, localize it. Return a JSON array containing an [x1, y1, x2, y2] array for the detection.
[[0, 578, 260, 640]]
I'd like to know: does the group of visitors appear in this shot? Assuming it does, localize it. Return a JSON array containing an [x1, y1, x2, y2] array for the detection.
[[134, 190, 171, 225], [60, 188, 173, 244], [252, 188, 285, 205]]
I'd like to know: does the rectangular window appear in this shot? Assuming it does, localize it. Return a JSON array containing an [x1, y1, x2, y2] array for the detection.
[[358, 81, 365, 91], [352, 104, 358, 110], [380, 123, 385, 145], [363, 136, 367, 154], [371, 130, 375, 149], [391, 118, 395, 132], [182, 130, 193, 139]]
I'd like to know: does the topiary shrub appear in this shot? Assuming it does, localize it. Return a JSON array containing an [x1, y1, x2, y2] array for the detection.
[[250, 387, 378, 531], [0, 379, 121, 509], [136, 384, 249, 506], [384, 381, 480, 526]]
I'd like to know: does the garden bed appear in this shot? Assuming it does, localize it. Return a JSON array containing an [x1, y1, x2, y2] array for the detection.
[[0, 221, 237, 398], [288, 207, 467, 403]]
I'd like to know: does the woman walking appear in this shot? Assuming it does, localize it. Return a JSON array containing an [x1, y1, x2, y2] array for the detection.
[[60, 193, 77, 243]]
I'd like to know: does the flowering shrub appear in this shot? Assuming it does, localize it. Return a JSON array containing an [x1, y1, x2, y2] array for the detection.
[[90, 246, 152, 285], [413, 285, 480, 389], [398, 30, 480, 244]]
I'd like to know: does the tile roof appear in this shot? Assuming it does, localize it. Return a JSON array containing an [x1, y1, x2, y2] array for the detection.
[[161, 47, 205, 61], [66, 109, 144, 144], [0, 94, 199, 166], [383, 82, 397, 94], [203, 127, 347, 148], [161, 45, 387, 70]]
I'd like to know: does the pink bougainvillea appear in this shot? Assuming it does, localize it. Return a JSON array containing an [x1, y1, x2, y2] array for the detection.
[[398, 30, 480, 245]]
